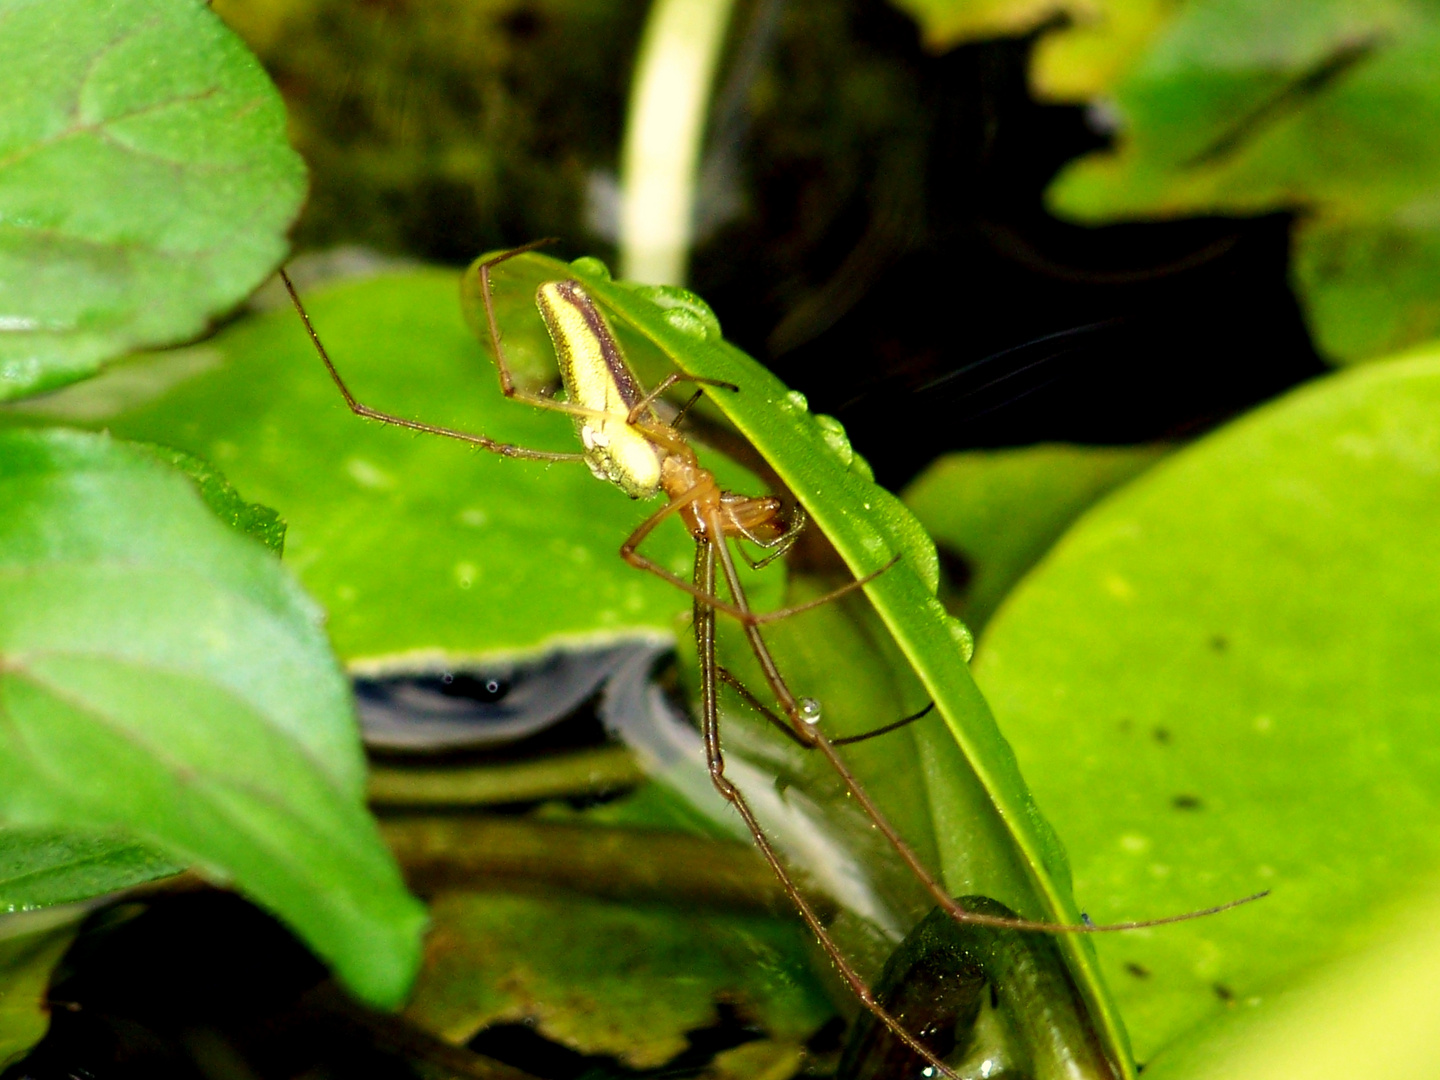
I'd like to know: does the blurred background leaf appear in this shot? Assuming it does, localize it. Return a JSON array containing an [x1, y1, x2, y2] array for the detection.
[[884, 0, 1440, 365], [211, 0, 642, 266]]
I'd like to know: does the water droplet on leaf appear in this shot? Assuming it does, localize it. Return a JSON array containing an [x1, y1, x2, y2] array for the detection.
[[630, 284, 721, 340], [570, 256, 612, 280], [946, 616, 974, 662], [814, 414, 854, 466]]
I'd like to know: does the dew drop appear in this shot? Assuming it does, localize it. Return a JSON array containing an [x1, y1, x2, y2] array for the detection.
[[662, 308, 709, 339], [799, 697, 822, 725], [569, 255, 612, 280], [630, 284, 721, 340], [781, 389, 809, 414], [946, 616, 975, 662], [814, 414, 854, 466]]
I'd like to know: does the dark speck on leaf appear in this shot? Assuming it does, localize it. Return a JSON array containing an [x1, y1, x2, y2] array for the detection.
[[1153, 726, 1172, 745], [1124, 963, 1151, 979], [1172, 794, 1203, 811], [1214, 982, 1235, 1003], [935, 543, 974, 593], [502, 7, 545, 40], [1118, 717, 1133, 733], [1210, 634, 1229, 652]]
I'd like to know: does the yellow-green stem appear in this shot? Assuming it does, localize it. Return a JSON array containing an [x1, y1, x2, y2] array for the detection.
[[618, 0, 740, 285]]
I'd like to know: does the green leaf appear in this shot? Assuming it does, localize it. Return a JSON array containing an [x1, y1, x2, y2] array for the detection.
[[972, 348, 1440, 1062], [0, 826, 181, 909], [405, 889, 832, 1068], [0, 428, 424, 1006], [136, 445, 286, 555], [506, 253, 1142, 1077], [903, 444, 1168, 629], [0, 908, 85, 1069], [1040, 1, 1440, 363], [11, 270, 770, 668], [0, 0, 306, 401]]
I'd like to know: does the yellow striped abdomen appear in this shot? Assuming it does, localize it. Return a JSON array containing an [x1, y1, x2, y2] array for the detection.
[[535, 280, 663, 498]]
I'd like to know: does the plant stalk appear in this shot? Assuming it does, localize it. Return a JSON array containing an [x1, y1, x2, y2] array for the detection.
[[618, 0, 740, 285]]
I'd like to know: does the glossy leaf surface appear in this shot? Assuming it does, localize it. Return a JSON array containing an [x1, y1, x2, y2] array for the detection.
[[0, 429, 423, 1006], [0, 0, 306, 400], [974, 349, 1440, 1061]]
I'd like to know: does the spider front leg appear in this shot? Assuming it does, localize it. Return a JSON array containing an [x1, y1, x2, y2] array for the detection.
[[281, 269, 586, 464]]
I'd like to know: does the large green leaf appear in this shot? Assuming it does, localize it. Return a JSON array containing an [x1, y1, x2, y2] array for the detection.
[[0, 428, 424, 1006], [0, 0, 306, 401], [4, 270, 759, 667], [461, 252, 1140, 1077], [973, 348, 1440, 1063], [138, 445, 288, 555]]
